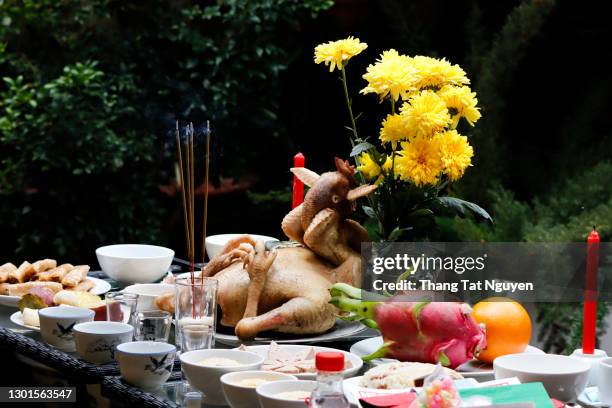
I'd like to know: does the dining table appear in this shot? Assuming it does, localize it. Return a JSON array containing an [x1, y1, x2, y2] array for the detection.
[[0, 268, 378, 408]]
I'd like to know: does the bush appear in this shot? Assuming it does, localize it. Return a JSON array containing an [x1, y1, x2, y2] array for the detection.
[[0, 62, 163, 260], [0, 0, 332, 262]]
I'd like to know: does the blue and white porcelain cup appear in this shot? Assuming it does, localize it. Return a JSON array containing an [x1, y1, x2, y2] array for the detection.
[[39, 306, 95, 352], [74, 321, 133, 364], [116, 341, 176, 389]]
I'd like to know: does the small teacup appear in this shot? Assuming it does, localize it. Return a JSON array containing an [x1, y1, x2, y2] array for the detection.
[[39, 306, 95, 352], [116, 341, 176, 389], [74, 321, 134, 364], [599, 358, 612, 406], [570, 348, 609, 386]]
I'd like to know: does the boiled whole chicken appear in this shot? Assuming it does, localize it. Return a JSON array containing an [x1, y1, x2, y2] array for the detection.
[[155, 158, 376, 340]]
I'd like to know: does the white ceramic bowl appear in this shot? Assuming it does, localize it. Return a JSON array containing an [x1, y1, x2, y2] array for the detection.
[[256, 380, 317, 408], [205, 234, 279, 259], [74, 321, 133, 364], [180, 349, 265, 405], [236, 344, 362, 380], [116, 341, 175, 389], [494, 353, 590, 401], [39, 306, 95, 352], [123, 284, 174, 311], [221, 370, 297, 408], [96, 244, 174, 284]]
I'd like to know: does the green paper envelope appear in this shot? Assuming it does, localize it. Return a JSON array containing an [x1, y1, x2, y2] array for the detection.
[[460, 383, 554, 408]]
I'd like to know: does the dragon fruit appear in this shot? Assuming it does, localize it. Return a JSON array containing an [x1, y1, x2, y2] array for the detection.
[[330, 284, 486, 369]]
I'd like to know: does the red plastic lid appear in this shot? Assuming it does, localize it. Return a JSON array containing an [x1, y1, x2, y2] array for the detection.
[[315, 352, 345, 372]]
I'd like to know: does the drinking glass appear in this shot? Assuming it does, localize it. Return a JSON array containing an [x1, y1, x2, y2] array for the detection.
[[174, 277, 218, 352], [105, 292, 138, 326], [134, 310, 172, 342]]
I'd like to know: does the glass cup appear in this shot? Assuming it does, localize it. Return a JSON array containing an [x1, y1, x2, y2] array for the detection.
[[174, 277, 218, 352], [134, 310, 172, 342], [105, 292, 139, 326]]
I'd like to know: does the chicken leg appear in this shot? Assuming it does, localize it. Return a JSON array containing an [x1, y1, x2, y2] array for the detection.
[[201, 235, 256, 277], [235, 296, 336, 339], [241, 240, 277, 319]]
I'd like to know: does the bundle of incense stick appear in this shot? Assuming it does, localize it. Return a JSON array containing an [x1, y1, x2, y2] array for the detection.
[[175, 121, 211, 318]]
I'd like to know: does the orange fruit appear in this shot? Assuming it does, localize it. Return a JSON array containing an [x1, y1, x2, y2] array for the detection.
[[472, 297, 532, 363]]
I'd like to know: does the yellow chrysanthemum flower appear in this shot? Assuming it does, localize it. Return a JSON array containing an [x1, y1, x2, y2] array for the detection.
[[436, 130, 474, 181], [437, 85, 481, 128], [360, 49, 417, 101], [381, 155, 401, 179], [357, 153, 382, 181], [379, 113, 411, 149], [411, 56, 470, 90], [382, 156, 393, 173], [400, 90, 451, 138], [314, 37, 368, 72], [395, 137, 444, 186]]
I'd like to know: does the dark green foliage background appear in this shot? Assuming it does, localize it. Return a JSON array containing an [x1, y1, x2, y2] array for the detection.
[[0, 0, 333, 261], [1, 0, 611, 351]]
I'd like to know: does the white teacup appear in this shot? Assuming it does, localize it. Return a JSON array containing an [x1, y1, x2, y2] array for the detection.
[[74, 321, 134, 364], [599, 358, 612, 405], [116, 341, 176, 389], [39, 306, 95, 352], [570, 349, 608, 386]]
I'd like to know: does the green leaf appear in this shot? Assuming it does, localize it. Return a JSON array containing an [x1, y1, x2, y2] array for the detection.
[[435, 197, 493, 224], [350, 141, 375, 157], [438, 351, 451, 366], [388, 226, 412, 241], [409, 208, 434, 217], [362, 205, 377, 219]]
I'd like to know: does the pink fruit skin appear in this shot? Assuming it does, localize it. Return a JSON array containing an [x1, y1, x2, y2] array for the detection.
[[375, 302, 486, 369]]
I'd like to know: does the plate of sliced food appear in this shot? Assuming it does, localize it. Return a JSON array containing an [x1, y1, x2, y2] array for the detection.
[[235, 341, 363, 380], [350, 336, 544, 380], [0, 260, 111, 308], [9, 289, 108, 330]]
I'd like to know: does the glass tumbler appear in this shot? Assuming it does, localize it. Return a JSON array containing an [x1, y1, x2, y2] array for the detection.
[[105, 292, 138, 326], [174, 277, 218, 352], [134, 310, 172, 342]]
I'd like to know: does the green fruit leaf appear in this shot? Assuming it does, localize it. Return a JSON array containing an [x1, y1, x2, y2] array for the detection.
[[362, 341, 395, 362], [412, 300, 431, 335], [438, 351, 451, 367]]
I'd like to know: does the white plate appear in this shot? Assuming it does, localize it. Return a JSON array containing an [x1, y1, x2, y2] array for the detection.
[[10, 311, 40, 331], [234, 344, 363, 380], [0, 277, 111, 308], [215, 319, 368, 346], [349, 336, 544, 380], [343, 376, 419, 407]]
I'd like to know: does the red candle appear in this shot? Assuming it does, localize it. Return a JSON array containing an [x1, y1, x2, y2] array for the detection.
[[292, 152, 305, 209], [582, 227, 600, 354]]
